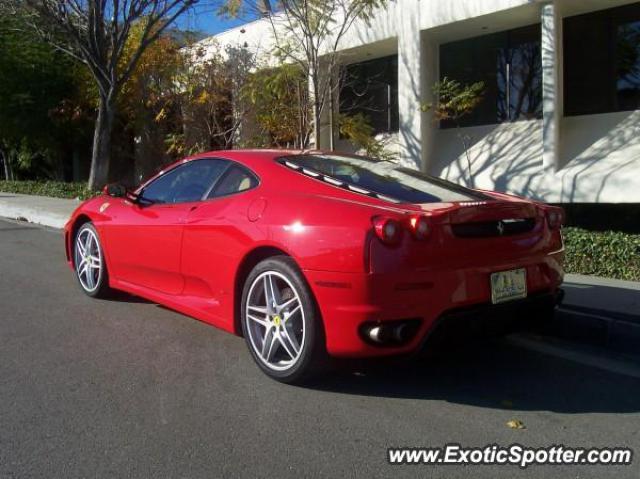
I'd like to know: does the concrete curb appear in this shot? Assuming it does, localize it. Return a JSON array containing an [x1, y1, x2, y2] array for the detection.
[[548, 306, 640, 358], [0, 193, 78, 229], [554, 273, 640, 356]]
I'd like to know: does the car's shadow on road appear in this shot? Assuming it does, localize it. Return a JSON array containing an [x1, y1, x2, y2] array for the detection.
[[306, 338, 640, 414], [97, 290, 640, 414], [101, 290, 155, 304]]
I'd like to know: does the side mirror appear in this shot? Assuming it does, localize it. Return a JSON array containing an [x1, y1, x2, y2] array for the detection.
[[103, 183, 127, 198]]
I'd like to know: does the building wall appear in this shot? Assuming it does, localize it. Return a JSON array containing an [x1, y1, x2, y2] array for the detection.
[[203, 0, 640, 203], [423, 0, 640, 203]]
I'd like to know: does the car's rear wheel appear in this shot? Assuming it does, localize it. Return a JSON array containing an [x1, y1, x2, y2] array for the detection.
[[73, 222, 111, 298], [241, 256, 327, 383]]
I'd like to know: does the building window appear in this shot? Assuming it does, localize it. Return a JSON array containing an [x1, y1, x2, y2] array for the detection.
[[439, 24, 542, 128], [339, 55, 399, 134], [564, 3, 640, 116]]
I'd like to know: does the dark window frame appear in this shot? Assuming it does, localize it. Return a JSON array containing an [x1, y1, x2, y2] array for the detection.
[[339, 54, 400, 134], [138, 158, 259, 205], [206, 163, 260, 200], [439, 23, 543, 128], [563, 3, 640, 116]]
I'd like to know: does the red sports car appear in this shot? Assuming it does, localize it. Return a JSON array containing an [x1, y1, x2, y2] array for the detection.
[[64, 150, 565, 382]]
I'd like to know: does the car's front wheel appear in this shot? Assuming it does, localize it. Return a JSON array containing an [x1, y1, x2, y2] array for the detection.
[[241, 256, 327, 383], [73, 222, 112, 298]]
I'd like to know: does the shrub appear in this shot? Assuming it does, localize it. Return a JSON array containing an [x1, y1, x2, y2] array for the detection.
[[0, 180, 98, 200], [563, 227, 640, 281]]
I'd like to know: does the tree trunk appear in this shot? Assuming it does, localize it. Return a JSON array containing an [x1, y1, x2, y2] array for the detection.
[[309, 62, 322, 150], [1, 149, 9, 181], [456, 127, 474, 188], [312, 100, 321, 150], [88, 93, 115, 190], [328, 76, 335, 151]]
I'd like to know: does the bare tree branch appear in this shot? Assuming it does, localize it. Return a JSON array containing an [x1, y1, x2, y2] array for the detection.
[[236, 0, 387, 148]]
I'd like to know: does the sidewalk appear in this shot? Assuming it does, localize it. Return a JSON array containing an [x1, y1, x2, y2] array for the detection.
[[558, 274, 640, 356], [0, 192, 78, 229], [563, 274, 640, 318]]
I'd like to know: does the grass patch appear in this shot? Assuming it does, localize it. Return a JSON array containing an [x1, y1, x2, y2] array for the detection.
[[0, 180, 98, 200], [563, 227, 640, 281]]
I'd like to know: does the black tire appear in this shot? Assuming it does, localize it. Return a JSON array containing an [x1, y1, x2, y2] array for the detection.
[[240, 256, 328, 384], [73, 222, 112, 298]]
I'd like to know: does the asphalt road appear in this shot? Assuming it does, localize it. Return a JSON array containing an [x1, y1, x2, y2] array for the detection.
[[1, 218, 639, 478]]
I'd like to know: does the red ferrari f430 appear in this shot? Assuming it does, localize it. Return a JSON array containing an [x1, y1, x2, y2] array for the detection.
[[65, 150, 565, 383]]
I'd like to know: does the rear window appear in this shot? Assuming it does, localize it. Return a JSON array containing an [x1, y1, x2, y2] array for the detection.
[[280, 154, 488, 204]]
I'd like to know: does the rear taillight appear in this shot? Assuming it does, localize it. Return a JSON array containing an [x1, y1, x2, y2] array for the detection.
[[372, 216, 402, 244], [546, 208, 564, 229], [409, 215, 430, 240], [372, 215, 430, 244]]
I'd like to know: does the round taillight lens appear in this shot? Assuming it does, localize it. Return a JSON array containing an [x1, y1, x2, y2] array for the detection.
[[409, 216, 429, 240], [546, 209, 563, 229], [372, 217, 402, 244]]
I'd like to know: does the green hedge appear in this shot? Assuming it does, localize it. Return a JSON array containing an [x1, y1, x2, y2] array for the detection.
[[563, 227, 640, 281], [0, 180, 98, 200]]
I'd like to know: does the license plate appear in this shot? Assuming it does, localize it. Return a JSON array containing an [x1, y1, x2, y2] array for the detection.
[[490, 268, 527, 304]]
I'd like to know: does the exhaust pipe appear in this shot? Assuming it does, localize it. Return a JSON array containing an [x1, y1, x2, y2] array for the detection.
[[361, 319, 421, 346], [367, 325, 384, 343]]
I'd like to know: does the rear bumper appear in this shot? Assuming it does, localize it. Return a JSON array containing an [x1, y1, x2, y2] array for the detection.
[[418, 289, 563, 351], [304, 252, 564, 357]]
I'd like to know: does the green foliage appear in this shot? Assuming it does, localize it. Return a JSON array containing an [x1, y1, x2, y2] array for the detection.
[[220, 0, 389, 148], [168, 43, 249, 155], [242, 63, 309, 148], [120, 21, 183, 131], [563, 227, 640, 281], [0, 181, 98, 200], [422, 77, 485, 187], [338, 113, 397, 162], [217, 0, 243, 17], [0, 5, 92, 180], [422, 77, 485, 123]]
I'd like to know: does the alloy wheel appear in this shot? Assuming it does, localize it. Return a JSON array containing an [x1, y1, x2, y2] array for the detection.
[[245, 271, 306, 371], [74, 227, 103, 293]]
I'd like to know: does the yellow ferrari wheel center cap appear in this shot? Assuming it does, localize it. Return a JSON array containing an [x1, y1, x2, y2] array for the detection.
[[273, 315, 281, 326]]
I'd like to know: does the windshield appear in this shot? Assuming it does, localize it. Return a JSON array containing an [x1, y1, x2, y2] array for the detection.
[[280, 154, 488, 204]]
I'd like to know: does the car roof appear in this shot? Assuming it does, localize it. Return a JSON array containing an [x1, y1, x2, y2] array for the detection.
[[161, 149, 420, 210], [187, 148, 353, 166], [184, 148, 337, 179], [188, 149, 297, 164], [141, 149, 424, 212]]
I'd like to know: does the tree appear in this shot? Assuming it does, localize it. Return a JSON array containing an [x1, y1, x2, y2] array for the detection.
[[422, 78, 484, 187], [14, 0, 202, 189], [223, 0, 387, 149], [178, 44, 241, 153], [0, 2, 92, 181], [338, 113, 397, 162], [119, 23, 186, 180], [162, 42, 254, 158], [242, 63, 308, 148]]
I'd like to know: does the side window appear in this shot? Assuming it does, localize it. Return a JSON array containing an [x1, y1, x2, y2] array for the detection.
[[142, 159, 229, 204], [208, 165, 258, 198]]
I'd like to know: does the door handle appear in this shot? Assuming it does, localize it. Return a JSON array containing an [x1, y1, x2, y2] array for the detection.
[[183, 204, 202, 224]]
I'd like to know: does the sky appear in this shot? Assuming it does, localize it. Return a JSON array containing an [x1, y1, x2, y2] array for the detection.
[[173, 3, 257, 37]]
